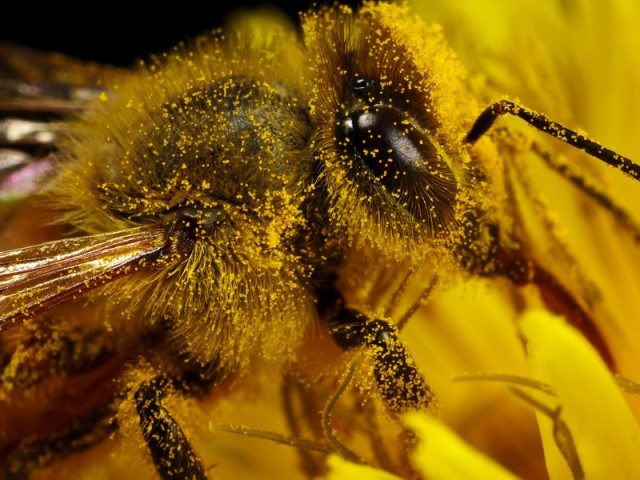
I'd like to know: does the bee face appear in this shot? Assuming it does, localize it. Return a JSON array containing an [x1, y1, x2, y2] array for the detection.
[[0, 2, 638, 478]]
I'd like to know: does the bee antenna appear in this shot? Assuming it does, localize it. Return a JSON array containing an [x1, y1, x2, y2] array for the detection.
[[465, 100, 640, 182]]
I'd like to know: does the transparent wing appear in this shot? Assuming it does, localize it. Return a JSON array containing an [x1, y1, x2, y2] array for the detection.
[[0, 225, 166, 330], [0, 42, 126, 203]]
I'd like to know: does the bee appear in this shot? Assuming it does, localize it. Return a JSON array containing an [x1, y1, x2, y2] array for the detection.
[[1, 2, 638, 479]]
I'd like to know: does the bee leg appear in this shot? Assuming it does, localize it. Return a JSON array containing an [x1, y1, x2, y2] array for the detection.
[[492, 244, 615, 368], [1, 323, 116, 390], [4, 405, 117, 480], [0, 322, 124, 478], [281, 375, 327, 477], [134, 376, 207, 480], [134, 365, 221, 480], [317, 285, 434, 413], [529, 141, 640, 242], [461, 222, 615, 369]]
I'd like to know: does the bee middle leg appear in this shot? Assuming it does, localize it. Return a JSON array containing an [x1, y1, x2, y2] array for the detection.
[[4, 405, 117, 480], [0, 320, 124, 478], [134, 364, 221, 480]]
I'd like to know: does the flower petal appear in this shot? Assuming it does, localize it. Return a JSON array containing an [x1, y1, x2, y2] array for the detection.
[[405, 412, 518, 480], [325, 455, 401, 480], [520, 311, 640, 479]]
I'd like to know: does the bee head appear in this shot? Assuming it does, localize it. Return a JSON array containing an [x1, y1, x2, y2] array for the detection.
[[305, 3, 482, 263]]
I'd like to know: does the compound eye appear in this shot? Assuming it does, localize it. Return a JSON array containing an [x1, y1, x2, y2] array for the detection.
[[343, 105, 458, 231]]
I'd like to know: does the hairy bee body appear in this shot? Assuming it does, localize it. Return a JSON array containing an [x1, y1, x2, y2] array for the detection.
[[3, 3, 486, 376], [57, 32, 316, 374], [0, 2, 637, 479]]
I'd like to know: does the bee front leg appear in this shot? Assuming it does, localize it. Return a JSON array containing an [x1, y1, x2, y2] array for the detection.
[[460, 222, 615, 369], [317, 285, 434, 413], [491, 244, 615, 369]]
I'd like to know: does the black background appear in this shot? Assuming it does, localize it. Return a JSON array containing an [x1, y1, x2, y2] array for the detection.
[[1, 1, 360, 66]]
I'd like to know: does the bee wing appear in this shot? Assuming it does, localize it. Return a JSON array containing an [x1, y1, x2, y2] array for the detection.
[[0, 152, 55, 204], [0, 225, 166, 330], [0, 42, 127, 203], [0, 41, 124, 113]]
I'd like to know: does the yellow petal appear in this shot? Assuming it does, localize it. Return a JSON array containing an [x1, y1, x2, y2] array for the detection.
[[520, 311, 640, 479], [325, 454, 401, 480], [404, 412, 518, 480]]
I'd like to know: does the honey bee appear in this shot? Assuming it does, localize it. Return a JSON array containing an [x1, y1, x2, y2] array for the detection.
[[1, 2, 638, 479]]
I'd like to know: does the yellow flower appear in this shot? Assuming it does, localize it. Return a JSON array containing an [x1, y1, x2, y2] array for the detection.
[[522, 311, 640, 479], [329, 3, 640, 478], [388, 0, 640, 478], [331, 311, 640, 479], [2, 1, 639, 479], [403, 412, 518, 480], [326, 454, 402, 480]]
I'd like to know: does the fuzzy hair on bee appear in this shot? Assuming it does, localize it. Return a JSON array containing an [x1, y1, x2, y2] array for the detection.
[[0, 1, 639, 479], [50, 24, 317, 375]]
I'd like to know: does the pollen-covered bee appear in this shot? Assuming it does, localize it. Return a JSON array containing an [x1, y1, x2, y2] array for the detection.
[[1, 2, 639, 479]]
